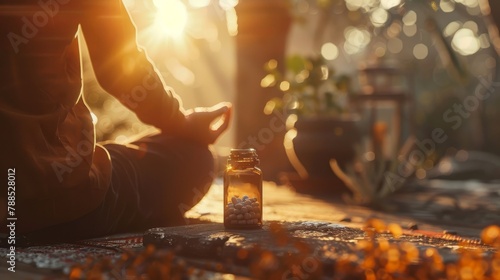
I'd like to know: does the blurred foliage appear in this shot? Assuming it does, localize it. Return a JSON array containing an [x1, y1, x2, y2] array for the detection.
[[261, 55, 353, 117], [276, 0, 500, 204], [287, 0, 500, 157]]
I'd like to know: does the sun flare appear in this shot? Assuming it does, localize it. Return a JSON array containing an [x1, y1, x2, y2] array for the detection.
[[152, 0, 188, 39]]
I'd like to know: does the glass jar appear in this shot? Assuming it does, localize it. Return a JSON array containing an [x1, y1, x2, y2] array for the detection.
[[224, 148, 263, 229]]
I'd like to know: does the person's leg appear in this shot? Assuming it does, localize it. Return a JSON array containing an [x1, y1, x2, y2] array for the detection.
[[22, 134, 214, 244], [105, 133, 215, 229]]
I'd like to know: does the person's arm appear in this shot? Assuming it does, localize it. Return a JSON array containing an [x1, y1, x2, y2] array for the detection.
[[80, 0, 231, 144], [80, 0, 186, 134]]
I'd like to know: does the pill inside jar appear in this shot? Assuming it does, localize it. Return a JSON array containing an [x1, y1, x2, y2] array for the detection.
[[223, 149, 263, 229], [225, 195, 261, 226]]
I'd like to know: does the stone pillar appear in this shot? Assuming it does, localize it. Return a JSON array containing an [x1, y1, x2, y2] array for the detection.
[[235, 0, 292, 180]]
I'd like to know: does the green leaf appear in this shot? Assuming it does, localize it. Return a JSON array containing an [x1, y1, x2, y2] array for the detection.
[[286, 55, 308, 74]]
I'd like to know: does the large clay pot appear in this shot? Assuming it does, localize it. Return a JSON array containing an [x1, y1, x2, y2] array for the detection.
[[284, 115, 361, 182]]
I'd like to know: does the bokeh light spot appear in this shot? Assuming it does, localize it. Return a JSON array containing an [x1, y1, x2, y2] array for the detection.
[[402, 10, 417, 26], [452, 28, 480, 56], [364, 151, 375, 161], [280, 81, 290, 91], [260, 74, 276, 88], [387, 38, 403, 53], [481, 225, 500, 245], [266, 59, 278, 71], [463, 20, 478, 34], [386, 22, 402, 38], [413, 43, 428, 60], [416, 168, 426, 179], [381, 0, 401, 10], [466, 5, 481, 16], [444, 21, 461, 37], [226, 7, 238, 36], [373, 42, 386, 57], [479, 34, 491, 49], [456, 0, 478, 8], [344, 27, 371, 54], [439, 0, 455, 13], [370, 8, 388, 27], [403, 24, 417, 37], [321, 42, 339, 60]]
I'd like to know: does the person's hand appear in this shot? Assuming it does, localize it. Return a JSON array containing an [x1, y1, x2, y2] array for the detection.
[[179, 102, 232, 145]]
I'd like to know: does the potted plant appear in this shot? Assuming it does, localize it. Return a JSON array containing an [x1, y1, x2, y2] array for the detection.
[[261, 54, 361, 192]]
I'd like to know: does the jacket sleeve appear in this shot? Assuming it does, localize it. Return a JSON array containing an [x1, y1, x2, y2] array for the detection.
[[80, 0, 186, 133]]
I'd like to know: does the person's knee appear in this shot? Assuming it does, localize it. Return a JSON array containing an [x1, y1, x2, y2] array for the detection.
[[174, 141, 215, 203], [194, 143, 215, 176], [180, 141, 214, 181]]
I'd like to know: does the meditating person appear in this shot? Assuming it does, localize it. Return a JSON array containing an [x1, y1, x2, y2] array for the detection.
[[0, 0, 231, 243]]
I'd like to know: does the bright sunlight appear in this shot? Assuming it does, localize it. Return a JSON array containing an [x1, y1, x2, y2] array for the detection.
[[153, 0, 188, 38]]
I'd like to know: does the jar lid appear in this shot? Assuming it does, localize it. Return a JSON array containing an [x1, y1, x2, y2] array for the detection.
[[229, 148, 259, 164]]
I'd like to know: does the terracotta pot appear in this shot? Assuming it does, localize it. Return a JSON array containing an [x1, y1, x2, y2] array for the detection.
[[284, 115, 361, 180]]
